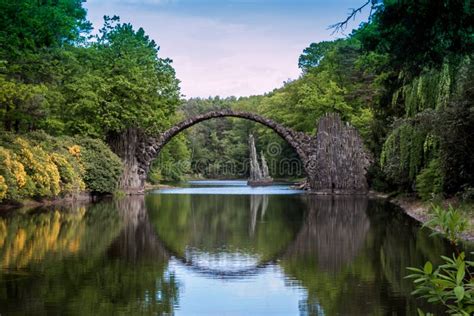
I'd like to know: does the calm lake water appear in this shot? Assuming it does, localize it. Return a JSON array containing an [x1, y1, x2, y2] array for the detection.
[[0, 180, 453, 315]]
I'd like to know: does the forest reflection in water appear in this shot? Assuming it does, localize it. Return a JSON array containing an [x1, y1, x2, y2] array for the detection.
[[0, 184, 453, 315]]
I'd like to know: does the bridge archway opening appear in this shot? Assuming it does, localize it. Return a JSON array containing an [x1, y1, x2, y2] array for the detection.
[[148, 110, 311, 181]]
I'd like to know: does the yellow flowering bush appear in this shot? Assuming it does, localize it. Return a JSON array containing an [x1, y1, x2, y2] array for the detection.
[[68, 145, 81, 157], [11, 159, 27, 189], [0, 175, 7, 201], [0, 132, 123, 202], [14, 138, 61, 197], [0, 146, 32, 200], [50, 153, 85, 194]]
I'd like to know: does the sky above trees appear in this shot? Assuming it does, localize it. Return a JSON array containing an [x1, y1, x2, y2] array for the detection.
[[84, 0, 369, 98]]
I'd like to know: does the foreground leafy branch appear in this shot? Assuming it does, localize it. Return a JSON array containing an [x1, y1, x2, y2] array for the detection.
[[407, 253, 474, 315], [406, 204, 474, 315]]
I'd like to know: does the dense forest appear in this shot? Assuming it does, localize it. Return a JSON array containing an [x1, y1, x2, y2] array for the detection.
[[0, 0, 473, 203]]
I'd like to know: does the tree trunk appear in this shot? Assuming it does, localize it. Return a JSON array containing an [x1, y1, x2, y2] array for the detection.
[[107, 128, 145, 194]]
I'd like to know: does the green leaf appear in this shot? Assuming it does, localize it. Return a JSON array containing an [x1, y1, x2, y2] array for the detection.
[[454, 285, 465, 301], [456, 263, 466, 285], [414, 277, 428, 283], [424, 261, 433, 274], [465, 305, 474, 313]]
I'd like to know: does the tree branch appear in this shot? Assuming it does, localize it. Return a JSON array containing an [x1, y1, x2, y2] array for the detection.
[[329, 0, 373, 34]]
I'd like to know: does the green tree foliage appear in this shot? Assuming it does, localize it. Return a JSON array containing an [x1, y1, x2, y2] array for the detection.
[[0, 4, 182, 193], [298, 41, 336, 72], [379, 56, 474, 195], [416, 159, 444, 201], [380, 120, 433, 189], [351, 0, 474, 195], [359, 0, 474, 76], [41, 16, 182, 138], [436, 58, 474, 195], [0, 0, 92, 133], [260, 39, 375, 136], [92, 17, 180, 134], [148, 134, 191, 182], [75, 138, 122, 194], [0, 0, 91, 56], [0, 74, 49, 132]]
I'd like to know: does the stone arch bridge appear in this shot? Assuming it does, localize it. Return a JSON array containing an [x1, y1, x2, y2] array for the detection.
[[110, 109, 371, 194]]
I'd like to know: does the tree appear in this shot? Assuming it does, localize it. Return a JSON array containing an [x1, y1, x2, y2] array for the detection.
[[0, 0, 91, 58], [82, 17, 182, 190], [298, 41, 336, 73], [358, 0, 473, 77], [0, 0, 92, 133]]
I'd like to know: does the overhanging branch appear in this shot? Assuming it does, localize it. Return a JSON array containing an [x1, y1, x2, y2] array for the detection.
[[329, 0, 373, 34]]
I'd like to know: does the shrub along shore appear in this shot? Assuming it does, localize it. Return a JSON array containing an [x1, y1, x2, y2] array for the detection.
[[0, 131, 122, 206]]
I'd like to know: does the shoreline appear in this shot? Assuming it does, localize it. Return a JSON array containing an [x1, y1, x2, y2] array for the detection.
[[144, 183, 178, 191], [0, 192, 97, 211], [0, 183, 177, 210], [388, 195, 474, 243]]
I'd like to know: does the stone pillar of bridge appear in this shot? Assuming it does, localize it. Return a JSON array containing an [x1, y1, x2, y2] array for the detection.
[[107, 128, 146, 194], [307, 113, 371, 194]]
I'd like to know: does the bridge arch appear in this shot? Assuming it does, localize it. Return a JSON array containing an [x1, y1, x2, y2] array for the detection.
[[135, 109, 313, 185], [152, 109, 312, 165], [119, 111, 371, 194]]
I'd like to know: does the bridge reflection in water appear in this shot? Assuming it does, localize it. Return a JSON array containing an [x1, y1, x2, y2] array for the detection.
[[284, 196, 370, 273], [108, 197, 168, 263], [0, 193, 450, 315]]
